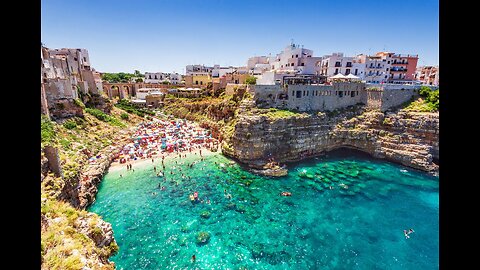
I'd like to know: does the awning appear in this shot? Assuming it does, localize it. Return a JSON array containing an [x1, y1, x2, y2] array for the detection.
[[330, 73, 346, 79]]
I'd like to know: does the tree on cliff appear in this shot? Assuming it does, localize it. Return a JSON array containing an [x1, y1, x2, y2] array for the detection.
[[245, 76, 257, 85]]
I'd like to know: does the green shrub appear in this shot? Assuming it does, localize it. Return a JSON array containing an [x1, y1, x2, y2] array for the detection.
[[41, 115, 56, 145], [85, 108, 126, 127], [63, 119, 77, 130], [73, 98, 86, 109], [120, 113, 129, 120]]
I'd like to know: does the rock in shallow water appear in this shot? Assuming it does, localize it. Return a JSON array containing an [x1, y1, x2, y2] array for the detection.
[[195, 231, 211, 245]]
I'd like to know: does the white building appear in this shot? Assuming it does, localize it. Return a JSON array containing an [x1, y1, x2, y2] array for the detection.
[[362, 54, 392, 84], [144, 72, 167, 83], [168, 73, 183, 84], [269, 43, 323, 75], [136, 88, 164, 100], [320, 53, 366, 78], [212, 65, 236, 78], [186, 65, 213, 75], [144, 72, 183, 84]]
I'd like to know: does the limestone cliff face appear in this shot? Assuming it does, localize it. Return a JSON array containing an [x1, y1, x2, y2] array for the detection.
[[223, 108, 439, 175], [60, 133, 132, 210], [49, 99, 84, 120]]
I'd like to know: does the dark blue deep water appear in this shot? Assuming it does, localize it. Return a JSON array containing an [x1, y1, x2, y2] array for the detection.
[[89, 149, 439, 269]]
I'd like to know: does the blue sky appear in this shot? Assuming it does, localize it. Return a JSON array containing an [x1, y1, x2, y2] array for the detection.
[[41, 0, 439, 74]]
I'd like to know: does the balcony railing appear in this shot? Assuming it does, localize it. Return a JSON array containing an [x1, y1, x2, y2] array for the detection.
[[390, 68, 407, 72], [334, 64, 341, 67], [391, 62, 408, 65]]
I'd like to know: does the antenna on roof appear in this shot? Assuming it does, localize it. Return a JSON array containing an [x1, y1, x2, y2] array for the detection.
[[291, 38, 294, 46]]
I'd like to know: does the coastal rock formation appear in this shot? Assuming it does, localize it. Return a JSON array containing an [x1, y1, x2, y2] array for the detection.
[[49, 99, 84, 120], [41, 198, 117, 270], [223, 107, 439, 175], [62, 136, 131, 209]]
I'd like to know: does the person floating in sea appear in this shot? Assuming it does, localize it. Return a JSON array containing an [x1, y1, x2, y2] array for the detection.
[[120, 174, 122, 178], [191, 254, 196, 263], [153, 166, 156, 172], [281, 191, 292, 196], [403, 229, 414, 239]]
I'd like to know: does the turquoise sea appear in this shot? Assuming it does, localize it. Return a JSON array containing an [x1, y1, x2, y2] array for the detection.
[[89, 149, 439, 269]]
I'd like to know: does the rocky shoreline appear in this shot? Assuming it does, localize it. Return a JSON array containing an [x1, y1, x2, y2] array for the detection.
[[223, 108, 439, 177]]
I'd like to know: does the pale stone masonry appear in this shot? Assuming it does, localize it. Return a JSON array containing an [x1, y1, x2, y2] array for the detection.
[[252, 82, 424, 112], [41, 45, 103, 119]]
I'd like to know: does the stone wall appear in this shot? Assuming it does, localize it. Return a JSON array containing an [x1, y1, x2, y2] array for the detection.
[[253, 83, 420, 112], [225, 83, 247, 96], [224, 109, 439, 175], [44, 78, 77, 104], [380, 88, 419, 111], [253, 83, 365, 111]]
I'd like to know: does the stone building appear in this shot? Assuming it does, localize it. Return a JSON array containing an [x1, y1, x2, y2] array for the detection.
[[41, 46, 105, 119], [252, 80, 423, 112], [145, 92, 165, 108]]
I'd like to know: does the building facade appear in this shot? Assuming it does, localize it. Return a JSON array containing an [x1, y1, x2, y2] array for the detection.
[[320, 53, 366, 78], [144, 72, 183, 84], [415, 66, 439, 86]]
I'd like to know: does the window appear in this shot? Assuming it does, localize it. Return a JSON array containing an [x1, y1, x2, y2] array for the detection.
[[339, 91, 343, 97], [387, 61, 390, 64], [351, 91, 355, 97], [200, 81, 203, 85], [301, 63, 304, 66], [346, 62, 352, 67], [355, 69, 358, 75], [195, 80, 198, 84], [386, 68, 389, 71], [345, 69, 350, 75], [292, 90, 294, 96], [335, 68, 339, 74], [74, 57, 77, 61], [292, 55, 294, 58], [335, 62, 341, 67], [303, 91, 306, 96], [296, 91, 302, 98], [296, 54, 298, 58], [84, 57, 87, 62]]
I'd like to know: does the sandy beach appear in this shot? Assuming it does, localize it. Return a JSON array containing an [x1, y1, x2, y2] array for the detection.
[[108, 146, 216, 173]]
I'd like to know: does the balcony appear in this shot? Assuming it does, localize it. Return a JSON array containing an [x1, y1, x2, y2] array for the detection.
[[346, 63, 352, 67], [390, 68, 407, 72], [391, 62, 408, 65], [334, 63, 342, 67]]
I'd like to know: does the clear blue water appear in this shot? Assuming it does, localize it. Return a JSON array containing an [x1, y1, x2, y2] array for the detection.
[[89, 149, 439, 269]]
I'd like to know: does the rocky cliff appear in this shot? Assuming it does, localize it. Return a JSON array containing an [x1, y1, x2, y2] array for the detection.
[[223, 106, 439, 175]]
